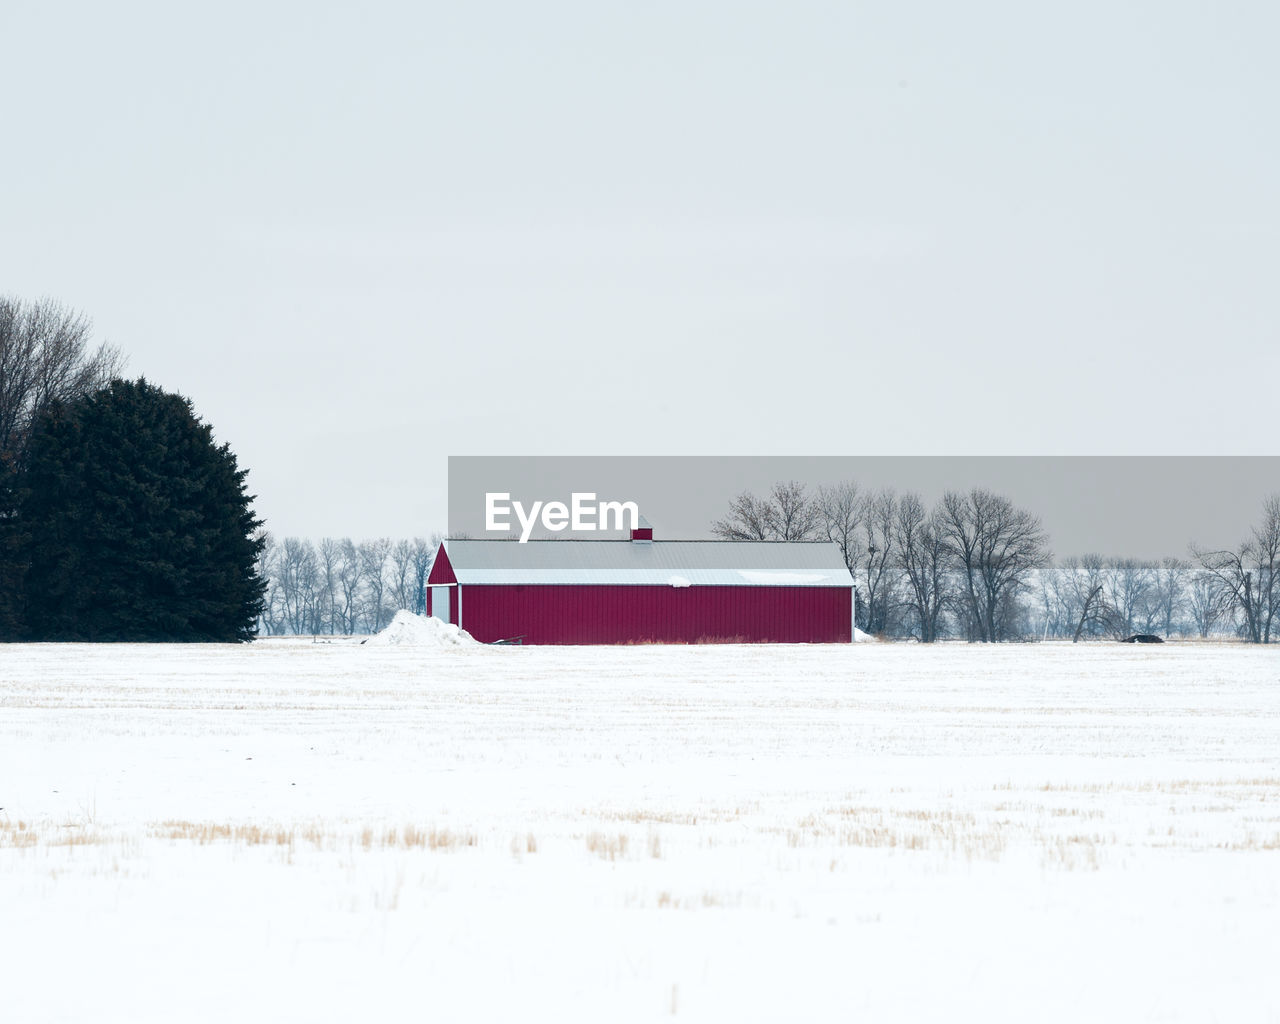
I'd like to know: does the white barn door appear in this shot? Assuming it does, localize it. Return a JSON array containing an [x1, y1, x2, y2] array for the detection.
[[430, 587, 451, 622]]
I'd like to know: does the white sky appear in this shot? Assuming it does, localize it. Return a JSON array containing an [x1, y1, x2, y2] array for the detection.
[[2, 1, 1277, 539]]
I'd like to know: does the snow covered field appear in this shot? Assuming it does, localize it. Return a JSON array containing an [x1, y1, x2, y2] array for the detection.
[[3, 638, 1279, 1022]]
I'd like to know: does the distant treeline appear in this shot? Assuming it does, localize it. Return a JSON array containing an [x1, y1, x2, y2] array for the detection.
[[713, 482, 1280, 643], [258, 484, 1280, 643], [256, 535, 440, 636]]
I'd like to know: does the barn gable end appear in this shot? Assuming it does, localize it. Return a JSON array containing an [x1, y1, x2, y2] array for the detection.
[[427, 544, 457, 585]]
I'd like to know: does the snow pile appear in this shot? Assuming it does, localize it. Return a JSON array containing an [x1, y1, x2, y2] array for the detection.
[[854, 627, 883, 643], [364, 610, 476, 647], [667, 575, 692, 588]]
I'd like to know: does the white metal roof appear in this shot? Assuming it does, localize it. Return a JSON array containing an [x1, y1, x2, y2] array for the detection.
[[442, 539, 854, 587]]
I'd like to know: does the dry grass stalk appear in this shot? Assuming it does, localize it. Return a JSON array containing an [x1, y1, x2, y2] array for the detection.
[[585, 832, 629, 860], [0, 821, 39, 849], [150, 821, 478, 851]]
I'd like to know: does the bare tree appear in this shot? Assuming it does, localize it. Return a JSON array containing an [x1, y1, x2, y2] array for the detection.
[[1151, 557, 1190, 637], [712, 481, 820, 541], [711, 490, 775, 540], [0, 297, 124, 467], [1188, 569, 1232, 639], [1192, 542, 1260, 640], [1192, 495, 1280, 643], [814, 481, 863, 579], [411, 535, 440, 615], [385, 535, 441, 617], [256, 533, 283, 636], [940, 488, 1049, 642], [316, 537, 342, 634], [1064, 555, 1129, 641], [1038, 566, 1070, 639], [0, 298, 125, 637], [335, 539, 363, 634], [275, 538, 319, 635], [861, 489, 898, 634], [389, 538, 415, 613], [358, 537, 393, 632], [1040, 557, 1095, 639], [1105, 558, 1158, 636], [894, 492, 948, 641], [767, 480, 821, 540], [1252, 495, 1280, 643]]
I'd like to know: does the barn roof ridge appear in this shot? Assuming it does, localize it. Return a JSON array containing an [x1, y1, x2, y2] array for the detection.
[[444, 537, 840, 544], [437, 536, 854, 587]]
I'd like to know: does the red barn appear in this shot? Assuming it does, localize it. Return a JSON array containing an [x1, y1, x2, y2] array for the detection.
[[425, 527, 853, 644]]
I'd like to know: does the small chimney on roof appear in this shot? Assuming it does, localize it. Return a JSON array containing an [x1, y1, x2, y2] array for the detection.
[[630, 514, 653, 543]]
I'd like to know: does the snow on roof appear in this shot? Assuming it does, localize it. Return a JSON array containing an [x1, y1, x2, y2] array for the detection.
[[440, 539, 853, 587]]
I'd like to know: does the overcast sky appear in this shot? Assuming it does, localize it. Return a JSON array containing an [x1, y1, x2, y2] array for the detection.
[[2, 1, 1276, 540]]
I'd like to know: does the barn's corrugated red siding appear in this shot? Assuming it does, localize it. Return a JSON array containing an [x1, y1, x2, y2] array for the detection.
[[456, 585, 851, 645]]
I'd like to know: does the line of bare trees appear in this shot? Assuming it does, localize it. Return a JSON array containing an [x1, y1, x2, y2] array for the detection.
[[1041, 501, 1279, 642], [713, 481, 1280, 643], [1042, 557, 1199, 640], [714, 481, 1050, 641], [256, 534, 441, 636]]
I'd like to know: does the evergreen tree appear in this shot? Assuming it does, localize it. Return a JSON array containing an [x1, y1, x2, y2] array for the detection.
[[0, 463, 24, 636], [18, 378, 265, 641]]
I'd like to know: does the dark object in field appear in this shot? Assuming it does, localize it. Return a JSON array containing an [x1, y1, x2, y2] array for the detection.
[[1122, 634, 1164, 644]]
